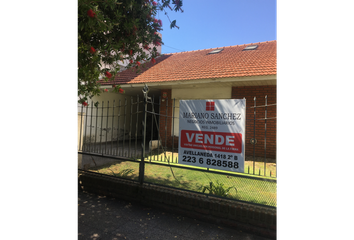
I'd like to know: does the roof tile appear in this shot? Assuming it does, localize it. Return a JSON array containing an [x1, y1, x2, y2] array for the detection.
[[101, 40, 276, 85]]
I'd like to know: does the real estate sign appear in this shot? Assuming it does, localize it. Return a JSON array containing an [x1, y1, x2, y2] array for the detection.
[[178, 99, 246, 172]]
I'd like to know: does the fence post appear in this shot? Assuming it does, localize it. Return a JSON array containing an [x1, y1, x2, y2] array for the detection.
[[116, 99, 121, 155], [94, 103, 98, 152], [129, 97, 133, 158], [89, 101, 93, 152], [157, 96, 161, 159], [83, 103, 89, 152], [123, 98, 127, 157], [79, 104, 84, 152], [111, 100, 115, 155], [105, 101, 109, 154], [172, 98, 175, 163], [264, 95, 267, 176], [253, 97, 256, 175], [149, 95, 155, 162], [100, 101, 104, 154], [165, 98, 168, 153], [139, 85, 149, 185], [136, 95, 140, 159]]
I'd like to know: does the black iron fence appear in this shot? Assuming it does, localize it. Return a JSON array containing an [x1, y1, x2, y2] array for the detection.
[[78, 87, 276, 207]]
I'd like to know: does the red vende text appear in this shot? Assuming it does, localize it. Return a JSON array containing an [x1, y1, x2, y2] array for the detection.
[[180, 130, 242, 153]]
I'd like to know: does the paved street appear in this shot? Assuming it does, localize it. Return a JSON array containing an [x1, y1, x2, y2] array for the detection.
[[78, 190, 274, 240]]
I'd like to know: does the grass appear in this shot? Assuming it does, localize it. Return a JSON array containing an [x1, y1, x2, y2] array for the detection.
[[144, 151, 277, 178], [89, 155, 277, 207]]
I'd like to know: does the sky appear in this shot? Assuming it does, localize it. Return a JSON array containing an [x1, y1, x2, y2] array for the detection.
[[158, 0, 276, 54]]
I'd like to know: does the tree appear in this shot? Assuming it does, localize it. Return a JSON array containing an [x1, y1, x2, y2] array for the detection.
[[78, 0, 183, 106]]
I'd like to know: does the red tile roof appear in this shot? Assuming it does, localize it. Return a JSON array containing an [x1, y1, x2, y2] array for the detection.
[[101, 40, 276, 85]]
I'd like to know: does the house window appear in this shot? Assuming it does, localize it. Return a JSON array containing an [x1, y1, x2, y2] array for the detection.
[[208, 49, 224, 55], [243, 45, 258, 50]]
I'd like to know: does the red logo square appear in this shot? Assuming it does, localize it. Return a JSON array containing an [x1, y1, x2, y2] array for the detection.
[[206, 101, 215, 111]]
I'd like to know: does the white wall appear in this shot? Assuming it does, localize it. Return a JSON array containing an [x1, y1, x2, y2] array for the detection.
[[80, 91, 143, 145], [171, 86, 232, 136], [171, 87, 231, 100]]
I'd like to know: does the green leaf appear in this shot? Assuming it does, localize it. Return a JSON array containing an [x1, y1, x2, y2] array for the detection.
[[79, 22, 83, 31]]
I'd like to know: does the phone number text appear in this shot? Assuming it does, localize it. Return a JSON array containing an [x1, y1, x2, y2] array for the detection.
[[181, 155, 239, 169]]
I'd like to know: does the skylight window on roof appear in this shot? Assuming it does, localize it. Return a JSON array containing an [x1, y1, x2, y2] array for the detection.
[[208, 49, 224, 54], [243, 45, 258, 50]]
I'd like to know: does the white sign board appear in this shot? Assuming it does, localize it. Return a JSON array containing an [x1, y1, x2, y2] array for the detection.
[[178, 99, 245, 172]]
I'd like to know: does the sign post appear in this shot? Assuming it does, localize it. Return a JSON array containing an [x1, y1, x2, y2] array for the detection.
[[178, 99, 246, 173]]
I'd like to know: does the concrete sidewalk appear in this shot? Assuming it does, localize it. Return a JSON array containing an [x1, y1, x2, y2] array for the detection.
[[78, 190, 274, 240]]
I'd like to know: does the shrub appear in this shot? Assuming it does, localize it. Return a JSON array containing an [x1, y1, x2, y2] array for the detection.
[[202, 181, 237, 198]]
